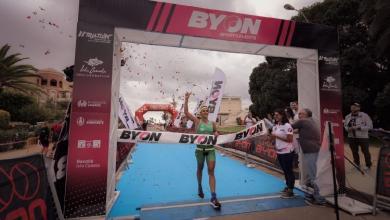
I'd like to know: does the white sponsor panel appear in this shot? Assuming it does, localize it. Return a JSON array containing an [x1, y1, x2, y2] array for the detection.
[[206, 68, 226, 122], [118, 120, 267, 145], [118, 95, 139, 129], [315, 121, 334, 196]]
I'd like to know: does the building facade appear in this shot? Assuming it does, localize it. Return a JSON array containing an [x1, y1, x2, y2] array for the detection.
[[25, 68, 73, 104], [218, 96, 243, 126]]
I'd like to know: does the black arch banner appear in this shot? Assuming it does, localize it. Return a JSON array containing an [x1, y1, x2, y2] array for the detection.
[[67, 0, 345, 218], [0, 155, 55, 220]]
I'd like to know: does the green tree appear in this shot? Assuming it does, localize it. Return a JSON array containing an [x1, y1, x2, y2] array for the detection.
[[0, 44, 43, 94], [296, 0, 390, 125], [249, 57, 297, 117], [249, 0, 390, 128], [361, 0, 390, 60], [374, 83, 390, 129], [17, 103, 53, 124], [0, 91, 34, 121]]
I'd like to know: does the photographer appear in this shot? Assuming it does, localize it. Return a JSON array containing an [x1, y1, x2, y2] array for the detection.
[[344, 103, 373, 170]]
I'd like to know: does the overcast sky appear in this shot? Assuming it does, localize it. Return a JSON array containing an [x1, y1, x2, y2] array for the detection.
[[0, 0, 322, 122]]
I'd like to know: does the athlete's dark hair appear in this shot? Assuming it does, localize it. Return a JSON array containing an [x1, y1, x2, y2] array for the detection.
[[274, 108, 289, 125]]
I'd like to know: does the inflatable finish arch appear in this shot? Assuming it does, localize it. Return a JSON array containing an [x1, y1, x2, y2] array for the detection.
[[65, 0, 345, 218], [135, 104, 178, 124]]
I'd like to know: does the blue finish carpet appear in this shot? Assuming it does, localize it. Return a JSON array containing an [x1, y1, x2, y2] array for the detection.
[[108, 143, 304, 219]]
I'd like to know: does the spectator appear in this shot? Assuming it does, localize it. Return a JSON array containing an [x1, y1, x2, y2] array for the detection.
[[51, 121, 62, 143], [344, 102, 373, 169], [271, 108, 295, 199], [39, 122, 50, 156], [292, 108, 326, 205], [285, 107, 295, 123], [290, 101, 299, 121], [244, 112, 257, 128]]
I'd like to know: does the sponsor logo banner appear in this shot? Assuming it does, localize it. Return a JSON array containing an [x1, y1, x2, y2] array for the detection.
[[166, 5, 283, 45], [118, 120, 267, 145], [78, 30, 113, 44], [77, 57, 109, 79], [119, 95, 139, 129], [0, 154, 55, 220], [206, 68, 226, 122], [65, 21, 114, 218], [318, 49, 345, 189]]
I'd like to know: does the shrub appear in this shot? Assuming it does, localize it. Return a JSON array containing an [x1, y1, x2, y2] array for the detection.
[[0, 129, 29, 151], [0, 109, 10, 129], [18, 103, 53, 125], [0, 92, 34, 121]]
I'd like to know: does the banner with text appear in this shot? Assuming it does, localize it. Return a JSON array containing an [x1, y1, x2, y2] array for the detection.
[[65, 21, 114, 218], [206, 68, 226, 122], [118, 120, 266, 145], [119, 95, 139, 130], [0, 154, 55, 220]]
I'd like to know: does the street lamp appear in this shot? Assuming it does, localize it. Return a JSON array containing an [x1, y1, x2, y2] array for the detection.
[[283, 3, 309, 23]]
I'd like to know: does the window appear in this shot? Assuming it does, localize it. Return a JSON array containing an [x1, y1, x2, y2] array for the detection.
[[50, 79, 57, 87], [41, 79, 47, 85], [59, 81, 63, 88]]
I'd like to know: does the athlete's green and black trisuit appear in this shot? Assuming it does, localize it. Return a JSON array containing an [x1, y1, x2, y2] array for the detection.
[[195, 121, 216, 163]]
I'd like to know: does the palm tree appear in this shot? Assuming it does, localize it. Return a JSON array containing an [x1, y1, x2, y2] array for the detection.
[[0, 44, 43, 94]]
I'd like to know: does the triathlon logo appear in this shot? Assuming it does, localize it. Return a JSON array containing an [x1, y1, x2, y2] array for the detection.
[[319, 56, 339, 65], [323, 108, 339, 114], [76, 116, 85, 126], [77, 100, 106, 108], [179, 134, 217, 145], [77, 140, 101, 149], [84, 57, 103, 67], [76, 116, 103, 127], [322, 76, 338, 89], [120, 131, 162, 142], [234, 123, 264, 140], [188, 10, 261, 39], [78, 30, 113, 44], [77, 100, 87, 108], [80, 57, 107, 75]]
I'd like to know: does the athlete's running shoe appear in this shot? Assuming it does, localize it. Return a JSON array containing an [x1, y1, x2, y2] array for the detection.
[[210, 197, 222, 210], [198, 186, 204, 199]]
